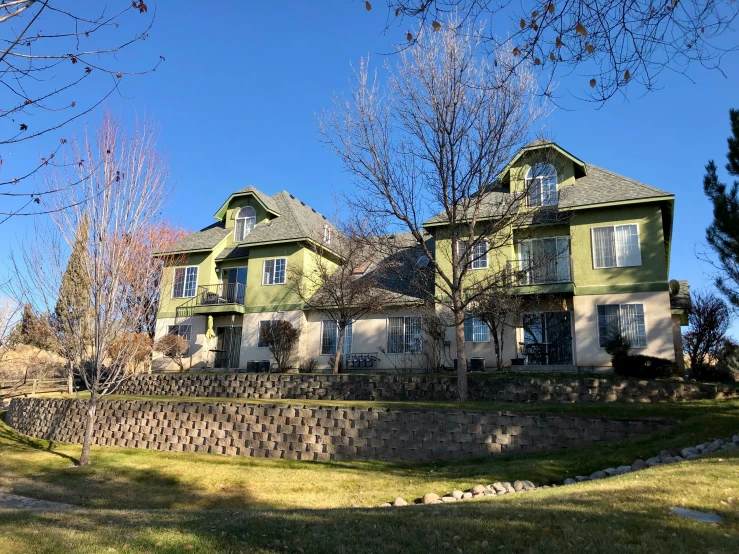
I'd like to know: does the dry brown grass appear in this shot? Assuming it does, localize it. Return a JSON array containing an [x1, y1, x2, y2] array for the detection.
[[0, 345, 66, 381]]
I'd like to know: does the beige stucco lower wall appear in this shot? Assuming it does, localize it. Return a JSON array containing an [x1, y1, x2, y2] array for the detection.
[[304, 309, 434, 370], [240, 310, 307, 369], [572, 291, 675, 368], [153, 315, 208, 371]]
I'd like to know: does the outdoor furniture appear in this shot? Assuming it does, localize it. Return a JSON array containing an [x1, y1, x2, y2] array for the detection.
[[520, 342, 550, 365]]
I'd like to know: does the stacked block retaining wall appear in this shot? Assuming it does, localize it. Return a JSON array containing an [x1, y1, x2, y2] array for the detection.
[[7, 397, 672, 462], [115, 373, 734, 403]]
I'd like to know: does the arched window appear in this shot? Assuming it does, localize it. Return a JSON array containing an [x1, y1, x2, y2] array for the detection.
[[526, 163, 558, 207], [234, 206, 256, 241]]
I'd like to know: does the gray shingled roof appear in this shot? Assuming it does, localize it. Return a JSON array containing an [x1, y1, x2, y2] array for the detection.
[[235, 190, 341, 246], [424, 161, 672, 226], [234, 185, 281, 214], [155, 222, 231, 255], [558, 164, 672, 209], [215, 245, 250, 261]]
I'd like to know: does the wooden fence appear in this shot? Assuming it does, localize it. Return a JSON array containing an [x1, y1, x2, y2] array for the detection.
[[0, 377, 69, 399]]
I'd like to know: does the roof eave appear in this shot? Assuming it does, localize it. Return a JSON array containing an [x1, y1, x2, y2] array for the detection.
[[565, 195, 674, 211], [213, 191, 281, 221]]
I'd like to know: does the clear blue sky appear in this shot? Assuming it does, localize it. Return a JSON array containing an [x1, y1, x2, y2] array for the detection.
[[2, 2, 739, 329]]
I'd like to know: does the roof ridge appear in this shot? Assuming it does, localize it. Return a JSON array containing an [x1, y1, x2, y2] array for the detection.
[[584, 163, 672, 196], [273, 190, 310, 237]]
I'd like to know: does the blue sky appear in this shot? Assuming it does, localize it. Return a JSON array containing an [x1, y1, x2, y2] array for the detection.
[[2, 2, 739, 330]]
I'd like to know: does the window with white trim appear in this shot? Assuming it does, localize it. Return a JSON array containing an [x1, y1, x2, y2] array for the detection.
[[234, 206, 256, 242], [597, 304, 647, 348], [323, 224, 332, 245], [262, 258, 287, 285], [464, 316, 490, 343], [167, 324, 192, 356], [591, 224, 641, 268], [387, 316, 422, 353], [258, 320, 278, 348], [459, 240, 488, 269], [172, 267, 198, 298], [526, 163, 558, 207], [321, 320, 352, 355]]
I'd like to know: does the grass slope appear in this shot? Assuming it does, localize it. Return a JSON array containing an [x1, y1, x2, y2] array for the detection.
[[0, 454, 737, 554]]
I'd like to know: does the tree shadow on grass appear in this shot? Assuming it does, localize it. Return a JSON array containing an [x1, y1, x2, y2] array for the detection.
[[0, 411, 79, 465], [0, 467, 737, 554]]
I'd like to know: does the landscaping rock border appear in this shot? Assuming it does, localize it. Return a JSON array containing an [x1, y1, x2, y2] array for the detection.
[[376, 433, 739, 507]]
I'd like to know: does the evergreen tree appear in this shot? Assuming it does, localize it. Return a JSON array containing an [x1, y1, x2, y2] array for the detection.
[[54, 214, 92, 361], [16, 303, 57, 351], [704, 109, 739, 308]]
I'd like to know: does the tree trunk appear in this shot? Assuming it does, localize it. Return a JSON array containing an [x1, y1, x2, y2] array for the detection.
[[334, 326, 346, 374], [78, 396, 98, 466], [455, 315, 467, 402], [67, 371, 73, 395], [492, 324, 503, 371]]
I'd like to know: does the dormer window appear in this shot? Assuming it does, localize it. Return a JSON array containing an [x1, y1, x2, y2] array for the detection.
[[234, 206, 256, 242], [526, 163, 558, 207]]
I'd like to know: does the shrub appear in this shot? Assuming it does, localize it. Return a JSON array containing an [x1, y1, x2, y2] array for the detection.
[[259, 320, 300, 372], [691, 363, 736, 384], [153, 334, 189, 371], [606, 334, 679, 379]]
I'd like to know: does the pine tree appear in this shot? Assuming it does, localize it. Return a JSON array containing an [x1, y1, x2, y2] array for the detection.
[[54, 214, 92, 361], [704, 109, 739, 308]]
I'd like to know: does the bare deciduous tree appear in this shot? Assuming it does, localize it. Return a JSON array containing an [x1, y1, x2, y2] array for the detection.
[[4, 110, 169, 465], [471, 285, 525, 371], [683, 290, 733, 373], [0, 1, 162, 221], [289, 233, 390, 374], [319, 21, 548, 399], [378, 1, 739, 102]]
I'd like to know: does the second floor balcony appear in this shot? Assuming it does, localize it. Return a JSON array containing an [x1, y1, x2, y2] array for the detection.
[[175, 283, 247, 319], [196, 283, 246, 306], [506, 256, 573, 287]]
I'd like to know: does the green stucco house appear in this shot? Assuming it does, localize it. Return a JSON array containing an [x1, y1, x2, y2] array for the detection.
[[154, 140, 688, 372]]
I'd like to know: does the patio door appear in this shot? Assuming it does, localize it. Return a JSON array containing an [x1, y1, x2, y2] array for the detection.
[[522, 311, 573, 365], [220, 266, 247, 304], [214, 326, 242, 369]]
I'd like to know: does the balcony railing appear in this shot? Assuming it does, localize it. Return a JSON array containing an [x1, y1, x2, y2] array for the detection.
[[196, 283, 246, 306], [506, 256, 573, 286]]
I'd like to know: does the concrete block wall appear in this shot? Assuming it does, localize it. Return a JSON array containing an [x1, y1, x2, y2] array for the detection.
[[7, 397, 672, 462], [115, 373, 734, 403]]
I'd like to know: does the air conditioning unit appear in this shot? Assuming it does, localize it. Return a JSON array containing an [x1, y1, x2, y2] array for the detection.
[[470, 357, 485, 371]]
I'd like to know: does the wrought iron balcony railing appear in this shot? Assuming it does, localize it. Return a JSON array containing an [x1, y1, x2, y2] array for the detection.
[[196, 283, 246, 306], [506, 256, 573, 286]]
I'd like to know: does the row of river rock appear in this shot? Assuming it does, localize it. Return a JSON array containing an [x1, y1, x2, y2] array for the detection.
[[377, 433, 739, 507]]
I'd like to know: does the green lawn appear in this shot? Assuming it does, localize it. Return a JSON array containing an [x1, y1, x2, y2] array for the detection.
[[0, 453, 737, 554], [1, 398, 738, 553]]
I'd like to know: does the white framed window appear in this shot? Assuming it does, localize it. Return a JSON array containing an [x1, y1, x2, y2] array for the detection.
[[464, 316, 490, 343], [591, 224, 641, 268], [262, 258, 287, 285], [526, 163, 558, 207], [257, 320, 278, 348], [597, 304, 647, 348], [172, 266, 198, 298], [320, 320, 353, 355], [387, 316, 422, 354], [234, 206, 256, 242], [518, 237, 571, 284], [323, 224, 332, 245], [459, 240, 488, 269], [167, 324, 192, 356]]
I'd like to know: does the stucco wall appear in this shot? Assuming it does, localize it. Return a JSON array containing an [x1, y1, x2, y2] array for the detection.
[[572, 290, 675, 367], [7, 397, 673, 462]]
